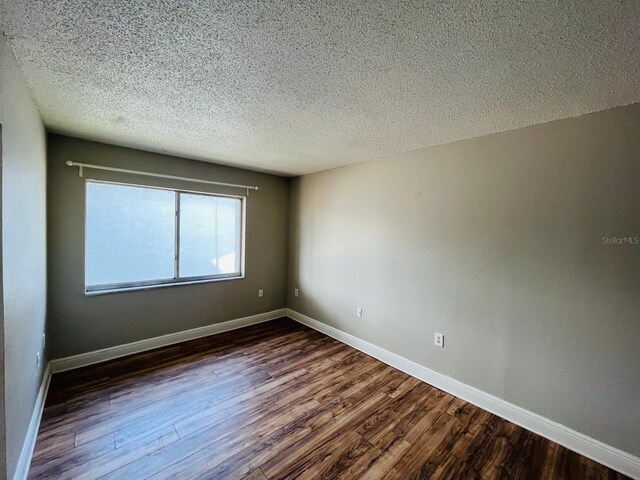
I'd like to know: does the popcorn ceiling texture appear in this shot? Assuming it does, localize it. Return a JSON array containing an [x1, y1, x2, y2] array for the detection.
[[1, 0, 639, 175]]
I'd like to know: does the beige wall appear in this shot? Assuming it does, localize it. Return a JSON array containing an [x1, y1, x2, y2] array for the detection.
[[1, 35, 48, 479], [47, 135, 289, 358], [288, 103, 640, 457]]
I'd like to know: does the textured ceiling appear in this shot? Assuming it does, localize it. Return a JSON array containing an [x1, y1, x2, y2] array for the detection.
[[1, 1, 639, 175]]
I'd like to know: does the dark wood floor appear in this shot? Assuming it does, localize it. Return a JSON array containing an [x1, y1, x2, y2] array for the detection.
[[30, 318, 627, 479]]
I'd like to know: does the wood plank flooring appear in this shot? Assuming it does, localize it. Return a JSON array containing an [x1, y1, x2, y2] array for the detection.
[[30, 318, 628, 479]]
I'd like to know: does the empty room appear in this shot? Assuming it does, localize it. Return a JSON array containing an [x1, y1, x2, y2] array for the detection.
[[1, 1, 639, 479]]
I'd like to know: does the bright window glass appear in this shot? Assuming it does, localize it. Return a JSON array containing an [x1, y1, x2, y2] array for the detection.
[[179, 194, 242, 278], [85, 181, 243, 292], [86, 182, 175, 286]]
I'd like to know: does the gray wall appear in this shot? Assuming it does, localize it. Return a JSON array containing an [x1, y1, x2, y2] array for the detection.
[[288, 103, 640, 457], [1, 35, 48, 479], [47, 135, 289, 358], [0, 123, 4, 478]]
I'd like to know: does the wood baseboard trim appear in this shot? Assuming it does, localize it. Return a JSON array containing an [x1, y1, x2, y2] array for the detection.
[[13, 364, 51, 480], [49, 309, 287, 373], [286, 308, 640, 479]]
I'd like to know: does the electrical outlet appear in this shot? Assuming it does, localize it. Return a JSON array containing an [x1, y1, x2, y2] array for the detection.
[[434, 332, 444, 348], [356, 307, 363, 318], [258, 289, 264, 297], [294, 288, 299, 297], [36, 352, 41, 368]]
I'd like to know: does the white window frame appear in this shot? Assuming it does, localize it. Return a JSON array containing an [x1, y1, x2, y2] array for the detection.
[[84, 179, 246, 295]]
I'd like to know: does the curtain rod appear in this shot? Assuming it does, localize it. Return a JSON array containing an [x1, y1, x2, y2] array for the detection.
[[65, 161, 259, 191]]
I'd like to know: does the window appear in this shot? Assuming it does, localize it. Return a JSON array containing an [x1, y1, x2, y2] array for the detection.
[[85, 181, 244, 293]]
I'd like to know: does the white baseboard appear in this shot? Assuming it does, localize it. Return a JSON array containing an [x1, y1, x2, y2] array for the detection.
[[50, 309, 287, 373], [287, 309, 640, 479], [13, 363, 51, 480]]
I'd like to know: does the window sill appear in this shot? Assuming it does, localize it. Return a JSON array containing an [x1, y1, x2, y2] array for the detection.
[[85, 275, 245, 296]]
